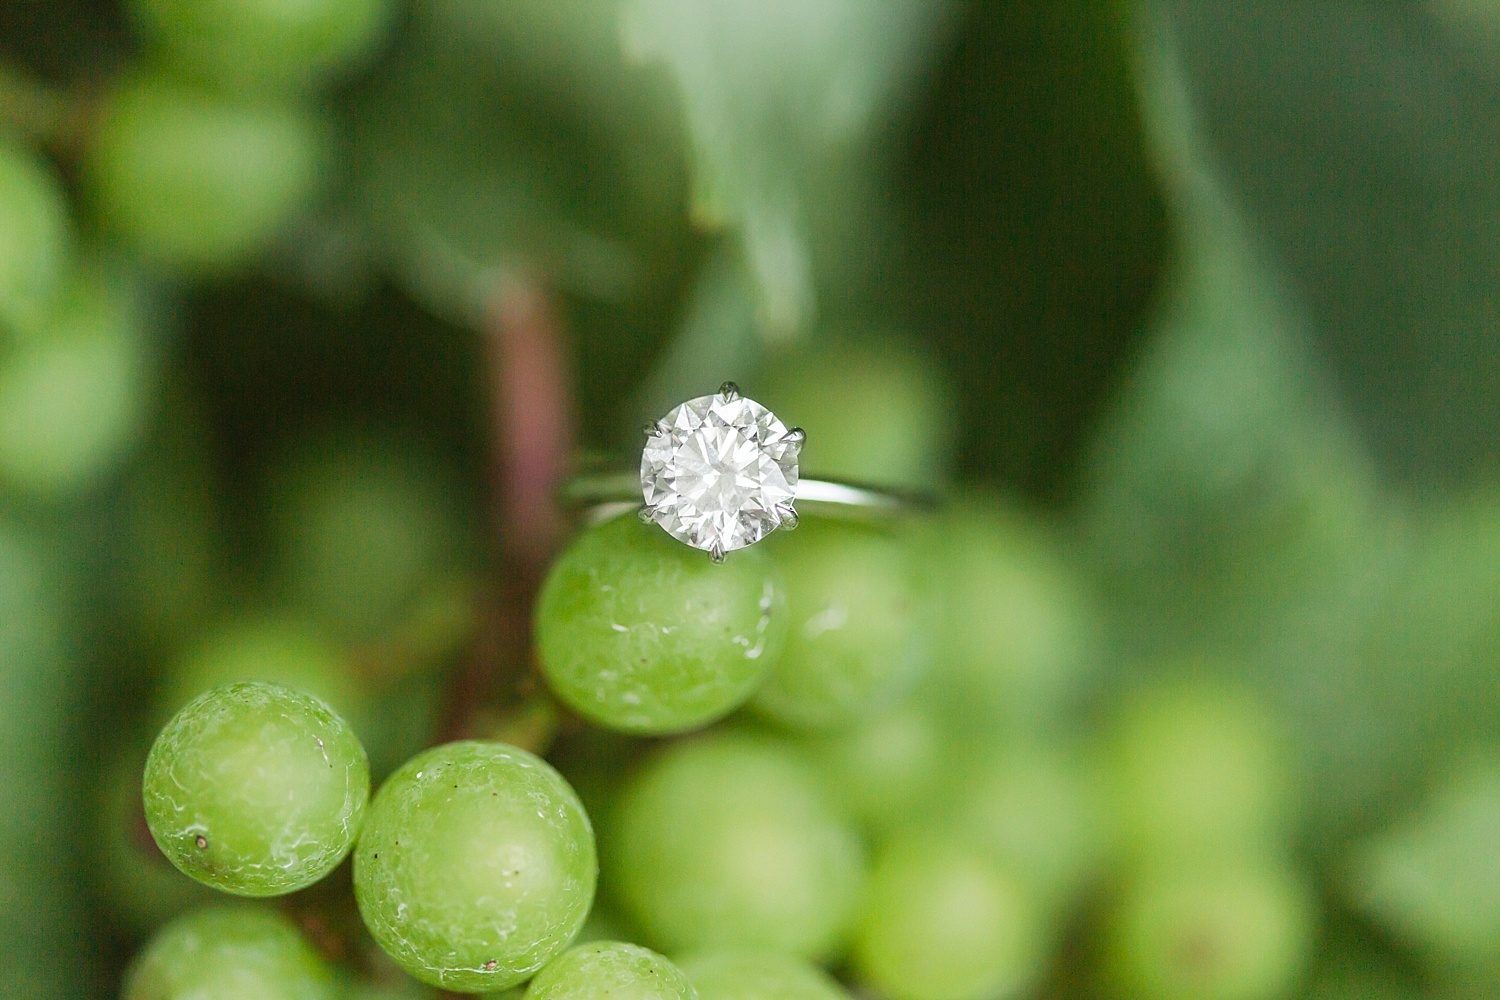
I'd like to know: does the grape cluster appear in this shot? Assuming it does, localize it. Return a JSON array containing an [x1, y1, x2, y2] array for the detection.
[[4, 2, 1498, 1000]]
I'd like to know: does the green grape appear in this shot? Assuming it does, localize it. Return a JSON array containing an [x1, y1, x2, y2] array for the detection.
[[852, 834, 1045, 1000], [0, 262, 152, 498], [755, 337, 954, 490], [85, 75, 323, 272], [1102, 861, 1318, 1000], [948, 742, 1102, 911], [267, 431, 469, 645], [1350, 757, 1500, 966], [353, 740, 597, 992], [0, 139, 70, 340], [536, 514, 786, 735], [131, 0, 395, 94], [524, 942, 697, 1000], [123, 904, 337, 1000], [94, 737, 215, 932], [794, 696, 948, 835], [1103, 679, 1293, 862], [922, 498, 1099, 731], [679, 948, 852, 1000], [750, 520, 924, 730], [606, 730, 865, 959], [143, 681, 370, 896]]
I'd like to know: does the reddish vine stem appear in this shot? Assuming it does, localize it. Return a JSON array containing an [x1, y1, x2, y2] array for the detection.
[[440, 275, 575, 747]]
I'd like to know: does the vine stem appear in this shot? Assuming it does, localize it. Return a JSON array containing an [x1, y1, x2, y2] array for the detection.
[[439, 274, 575, 749]]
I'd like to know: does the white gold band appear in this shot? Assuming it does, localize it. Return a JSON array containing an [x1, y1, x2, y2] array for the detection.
[[561, 470, 928, 526]]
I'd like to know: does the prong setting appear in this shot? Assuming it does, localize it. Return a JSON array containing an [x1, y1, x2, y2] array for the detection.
[[637, 505, 656, 525], [781, 427, 806, 458], [708, 542, 727, 564], [775, 503, 799, 531], [640, 385, 798, 558]]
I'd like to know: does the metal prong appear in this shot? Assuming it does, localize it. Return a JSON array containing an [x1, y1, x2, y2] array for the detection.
[[643, 420, 666, 438], [637, 505, 655, 525], [781, 427, 806, 457], [776, 503, 799, 531], [708, 542, 727, 564], [719, 381, 741, 402]]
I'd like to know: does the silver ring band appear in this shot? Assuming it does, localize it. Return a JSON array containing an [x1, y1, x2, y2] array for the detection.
[[561, 470, 930, 526]]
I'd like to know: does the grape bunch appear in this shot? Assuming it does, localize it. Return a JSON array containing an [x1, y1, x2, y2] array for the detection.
[[4, 2, 1500, 1000]]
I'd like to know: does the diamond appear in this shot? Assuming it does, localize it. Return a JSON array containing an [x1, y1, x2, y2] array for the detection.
[[640, 387, 801, 557]]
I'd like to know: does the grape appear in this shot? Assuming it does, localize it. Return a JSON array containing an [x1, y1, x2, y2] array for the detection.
[[131, 0, 396, 94], [922, 499, 1099, 731], [123, 904, 337, 1000], [85, 75, 324, 272], [1350, 758, 1500, 966], [606, 730, 865, 959], [852, 834, 1045, 1000], [353, 740, 597, 992], [524, 942, 697, 1000], [142, 681, 370, 896], [1103, 680, 1293, 862], [948, 742, 1102, 911], [1102, 861, 1317, 1000], [756, 338, 954, 490], [750, 520, 924, 730], [678, 948, 852, 1000], [536, 514, 786, 735], [0, 262, 152, 498], [793, 697, 948, 835], [266, 432, 471, 645], [0, 138, 70, 340]]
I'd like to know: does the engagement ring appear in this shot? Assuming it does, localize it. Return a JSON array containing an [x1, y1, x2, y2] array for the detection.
[[563, 382, 923, 562]]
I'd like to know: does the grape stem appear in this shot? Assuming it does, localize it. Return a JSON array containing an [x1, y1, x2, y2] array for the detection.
[[440, 275, 574, 746]]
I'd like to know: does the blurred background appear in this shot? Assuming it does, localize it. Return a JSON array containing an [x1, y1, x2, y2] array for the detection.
[[4, 0, 1500, 997]]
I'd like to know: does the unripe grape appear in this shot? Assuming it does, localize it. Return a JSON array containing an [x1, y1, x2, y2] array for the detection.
[[266, 432, 470, 645], [0, 262, 152, 498], [1104, 679, 1293, 862], [537, 514, 786, 735], [852, 834, 1046, 1000], [679, 948, 852, 1000], [757, 337, 954, 490], [86, 75, 323, 272], [606, 731, 865, 959], [131, 0, 396, 94], [143, 681, 370, 896], [0, 139, 70, 339], [948, 741, 1102, 911], [353, 740, 597, 992], [923, 498, 1099, 731], [794, 697, 948, 835], [1102, 861, 1318, 1000], [524, 942, 697, 1000], [123, 905, 337, 1000], [751, 521, 924, 730]]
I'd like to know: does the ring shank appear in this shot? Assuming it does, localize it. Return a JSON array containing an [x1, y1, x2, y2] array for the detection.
[[560, 470, 928, 525]]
